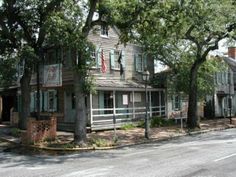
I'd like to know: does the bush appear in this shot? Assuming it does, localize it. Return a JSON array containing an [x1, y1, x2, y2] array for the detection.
[[136, 120, 145, 128], [150, 117, 175, 128], [91, 138, 112, 147], [120, 123, 135, 130], [10, 128, 21, 137]]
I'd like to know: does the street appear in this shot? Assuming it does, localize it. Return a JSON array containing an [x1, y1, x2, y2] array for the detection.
[[1, 129, 236, 177]]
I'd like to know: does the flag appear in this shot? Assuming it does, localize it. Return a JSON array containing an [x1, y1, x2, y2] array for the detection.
[[118, 51, 124, 76], [101, 49, 107, 73]]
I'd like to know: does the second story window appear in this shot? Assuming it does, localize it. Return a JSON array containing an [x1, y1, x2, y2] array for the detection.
[[172, 95, 182, 111], [135, 53, 147, 72], [110, 49, 125, 70], [90, 49, 97, 68], [100, 24, 108, 37]]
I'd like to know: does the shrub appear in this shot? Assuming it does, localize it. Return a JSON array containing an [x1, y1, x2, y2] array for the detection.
[[150, 117, 175, 128], [91, 138, 112, 147], [10, 128, 21, 137], [136, 120, 145, 128], [120, 123, 135, 130]]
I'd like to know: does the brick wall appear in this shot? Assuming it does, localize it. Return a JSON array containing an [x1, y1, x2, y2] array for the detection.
[[22, 117, 56, 144]]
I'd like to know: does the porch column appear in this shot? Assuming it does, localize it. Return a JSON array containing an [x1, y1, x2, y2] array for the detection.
[[149, 91, 152, 117], [0, 96, 2, 122], [159, 91, 162, 116], [113, 91, 116, 116], [90, 93, 93, 126], [132, 91, 135, 119]]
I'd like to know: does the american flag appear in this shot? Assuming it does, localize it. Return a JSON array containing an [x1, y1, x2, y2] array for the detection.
[[101, 49, 107, 73]]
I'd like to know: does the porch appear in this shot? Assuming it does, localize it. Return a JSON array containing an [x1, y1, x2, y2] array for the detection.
[[89, 79, 166, 130]]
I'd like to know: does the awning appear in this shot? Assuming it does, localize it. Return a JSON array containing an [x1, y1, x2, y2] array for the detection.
[[95, 79, 164, 91]]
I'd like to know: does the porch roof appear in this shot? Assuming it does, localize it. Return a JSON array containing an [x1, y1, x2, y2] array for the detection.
[[95, 79, 164, 91]]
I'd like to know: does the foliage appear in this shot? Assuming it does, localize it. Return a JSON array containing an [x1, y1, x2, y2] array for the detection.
[[0, 57, 17, 87], [136, 120, 145, 128], [90, 138, 113, 147], [120, 123, 135, 130], [150, 117, 175, 128], [10, 128, 21, 137], [111, 0, 236, 128], [166, 56, 227, 99]]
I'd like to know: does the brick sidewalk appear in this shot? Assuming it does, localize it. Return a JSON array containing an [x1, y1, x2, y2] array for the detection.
[[54, 118, 235, 148], [0, 118, 235, 149]]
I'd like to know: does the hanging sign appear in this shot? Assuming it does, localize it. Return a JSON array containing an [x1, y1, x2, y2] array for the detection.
[[43, 64, 62, 87]]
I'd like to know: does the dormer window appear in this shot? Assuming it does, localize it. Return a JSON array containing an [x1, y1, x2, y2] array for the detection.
[[100, 24, 108, 37]]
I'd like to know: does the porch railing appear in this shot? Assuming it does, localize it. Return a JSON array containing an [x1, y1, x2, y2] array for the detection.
[[90, 106, 165, 130]]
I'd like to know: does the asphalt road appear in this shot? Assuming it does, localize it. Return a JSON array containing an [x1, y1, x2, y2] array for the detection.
[[1, 129, 236, 177]]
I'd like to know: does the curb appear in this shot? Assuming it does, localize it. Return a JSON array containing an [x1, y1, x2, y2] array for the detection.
[[1, 125, 235, 151]]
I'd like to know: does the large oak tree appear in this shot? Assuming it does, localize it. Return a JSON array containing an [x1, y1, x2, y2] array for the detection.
[[111, 0, 236, 128]]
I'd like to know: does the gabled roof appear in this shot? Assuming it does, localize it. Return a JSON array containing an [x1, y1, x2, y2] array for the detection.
[[218, 55, 236, 72]]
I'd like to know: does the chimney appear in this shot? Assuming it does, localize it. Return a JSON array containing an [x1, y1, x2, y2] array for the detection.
[[228, 47, 236, 59]]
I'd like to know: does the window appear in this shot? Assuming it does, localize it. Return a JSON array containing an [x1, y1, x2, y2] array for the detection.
[[63, 48, 72, 68], [172, 95, 181, 111], [90, 48, 99, 68], [111, 50, 121, 69], [100, 25, 108, 37], [130, 92, 142, 102], [45, 49, 57, 65], [71, 93, 76, 109], [48, 90, 57, 112], [110, 50, 125, 70], [135, 54, 147, 72], [104, 92, 113, 114]]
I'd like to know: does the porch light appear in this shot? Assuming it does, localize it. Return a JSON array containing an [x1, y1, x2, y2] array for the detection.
[[142, 69, 150, 81], [143, 69, 150, 139]]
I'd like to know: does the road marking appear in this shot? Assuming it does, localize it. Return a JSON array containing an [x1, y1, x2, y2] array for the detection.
[[61, 166, 113, 177], [214, 153, 236, 162], [123, 150, 155, 157]]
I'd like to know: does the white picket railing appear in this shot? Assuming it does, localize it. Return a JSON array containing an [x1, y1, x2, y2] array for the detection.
[[90, 106, 165, 130]]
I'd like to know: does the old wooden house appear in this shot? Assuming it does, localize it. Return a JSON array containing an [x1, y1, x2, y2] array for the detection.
[[0, 25, 166, 131]]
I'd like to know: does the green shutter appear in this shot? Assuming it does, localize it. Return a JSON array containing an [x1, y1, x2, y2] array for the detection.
[[44, 91, 48, 111], [53, 90, 57, 112], [121, 50, 126, 68], [110, 50, 115, 69], [134, 54, 138, 72], [97, 48, 101, 68], [143, 54, 147, 71], [171, 95, 175, 110], [99, 91, 104, 114], [30, 92, 35, 112], [180, 95, 183, 110], [40, 91, 43, 112]]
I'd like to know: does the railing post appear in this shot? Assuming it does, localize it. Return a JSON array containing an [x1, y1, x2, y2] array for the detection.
[[90, 93, 93, 127], [132, 91, 135, 119], [113, 91, 117, 140], [149, 91, 152, 117]]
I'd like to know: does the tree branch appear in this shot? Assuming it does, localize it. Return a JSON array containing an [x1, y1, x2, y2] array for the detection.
[[37, 0, 64, 47], [82, 0, 99, 37]]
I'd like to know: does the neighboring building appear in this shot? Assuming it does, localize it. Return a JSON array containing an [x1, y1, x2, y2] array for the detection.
[[154, 69, 203, 121], [205, 47, 236, 118], [0, 25, 166, 131]]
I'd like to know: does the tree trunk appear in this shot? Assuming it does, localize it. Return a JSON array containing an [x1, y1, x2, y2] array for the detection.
[[19, 69, 31, 130], [187, 61, 201, 129], [73, 69, 87, 146]]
